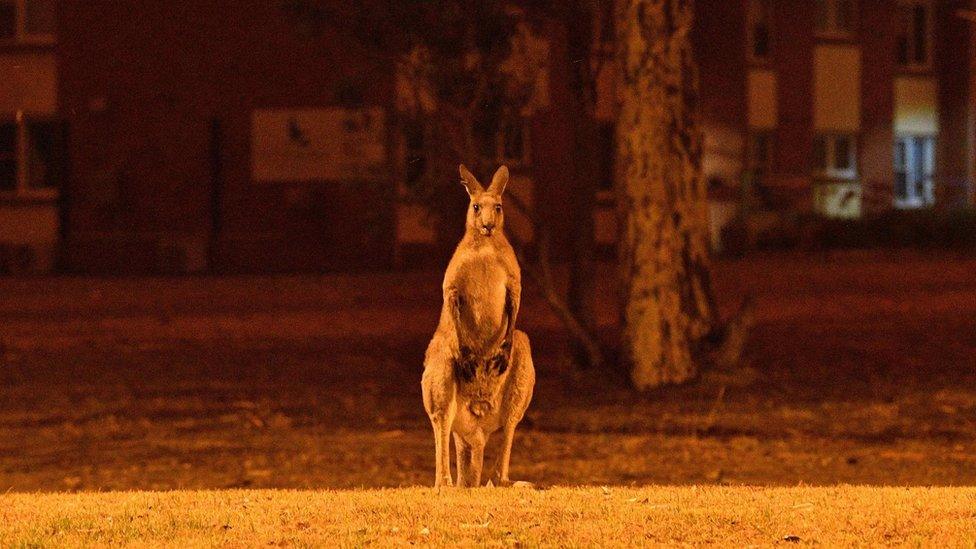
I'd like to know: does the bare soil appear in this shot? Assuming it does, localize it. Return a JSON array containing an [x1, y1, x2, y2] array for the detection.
[[1, 250, 975, 491]]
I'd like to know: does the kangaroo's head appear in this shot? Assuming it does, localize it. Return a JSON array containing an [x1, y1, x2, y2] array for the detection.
[[459, 164, 509, 238]]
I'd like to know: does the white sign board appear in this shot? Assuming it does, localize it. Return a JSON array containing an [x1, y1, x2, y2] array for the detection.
[[251, 107, 386, 182]]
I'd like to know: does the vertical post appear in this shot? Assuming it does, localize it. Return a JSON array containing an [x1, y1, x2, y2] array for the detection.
[[15, 110, 27, 193], [208, 118, 223, 272], [56, 119, 71, 272], [969, 0, 976, 207], [859, 0, 897, 214]]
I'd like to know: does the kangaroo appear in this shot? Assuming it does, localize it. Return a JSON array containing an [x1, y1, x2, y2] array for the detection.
[[421, 164, 535, 488]]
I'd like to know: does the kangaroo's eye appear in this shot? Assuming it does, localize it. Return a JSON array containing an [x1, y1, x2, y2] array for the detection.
[[494, 205, 502, 213], [472, 204, 480, 213]]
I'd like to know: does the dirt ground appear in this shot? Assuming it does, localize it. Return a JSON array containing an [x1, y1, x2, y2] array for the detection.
[[1, 250, 975, 492]]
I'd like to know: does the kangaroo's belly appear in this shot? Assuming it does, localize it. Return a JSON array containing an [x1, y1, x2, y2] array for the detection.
[[454, 260, 508, 351]]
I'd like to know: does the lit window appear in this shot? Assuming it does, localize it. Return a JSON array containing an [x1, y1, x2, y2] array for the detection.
[[816, 0, 856, 38], [747, 0, 773, 62], [813, 133, 857, 180], [0, 0, 55, 43], [894, 135, 935, 208], [896, 1, 931, 69], [0, 115, 60, 197]]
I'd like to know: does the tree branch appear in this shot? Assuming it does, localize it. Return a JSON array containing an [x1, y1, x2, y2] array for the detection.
[[506, 187, 605, 368]]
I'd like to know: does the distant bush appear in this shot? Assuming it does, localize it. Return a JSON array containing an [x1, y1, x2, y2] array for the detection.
[[817, 209, 976, 250], [720, 209, 976, 255]]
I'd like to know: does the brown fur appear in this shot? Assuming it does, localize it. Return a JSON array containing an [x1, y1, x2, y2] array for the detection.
[[421, 164, 536, 488]]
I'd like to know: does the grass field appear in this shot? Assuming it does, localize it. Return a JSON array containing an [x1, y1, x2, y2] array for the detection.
[[3, 486, 975, 547]]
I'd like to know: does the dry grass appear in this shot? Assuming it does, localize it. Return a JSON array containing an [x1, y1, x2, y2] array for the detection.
[[2, 486, 975, 547]]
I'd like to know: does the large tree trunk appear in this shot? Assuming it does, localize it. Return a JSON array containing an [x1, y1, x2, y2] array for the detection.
[[615, 0, 715, 390]]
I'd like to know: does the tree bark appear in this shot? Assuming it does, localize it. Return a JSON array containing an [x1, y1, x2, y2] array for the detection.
[[615, 0, 715, 389]]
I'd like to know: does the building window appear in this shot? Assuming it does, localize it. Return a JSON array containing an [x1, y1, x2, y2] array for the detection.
[[747, 131, 774, 176], [0, 122, 16, 191], [744, 131, 775, 207], [0, 0, 55, 43], [813, 133, 857, 180], [468, 95, 533, 168], [0, 114, 59, 197], [597, 121, 614, 193], [480, 118, 531, 167], [402, 121, 427, 189], [815, 0, 856, 38], [896, 1, 932, 70], [894, 135, 935, 208], [747, 0, 773, 63]]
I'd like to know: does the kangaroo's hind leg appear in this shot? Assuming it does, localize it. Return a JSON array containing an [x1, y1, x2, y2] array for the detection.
[[455, 431, 487, 487], [454, 433, 471, 487], [429, 405, 456, 487], [490, 331, 535, 488], [492, 422, 523, 486], [468, 433, 486, 487], [422, 344, 458, 488]]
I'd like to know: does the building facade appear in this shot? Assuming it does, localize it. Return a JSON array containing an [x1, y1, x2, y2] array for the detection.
[[0, 0, 974, 273], [0, 0, 59, 272], [694, 0, 976, 221]]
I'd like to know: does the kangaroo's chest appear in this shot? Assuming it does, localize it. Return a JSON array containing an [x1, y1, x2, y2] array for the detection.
[[453, 252, 508, 348]]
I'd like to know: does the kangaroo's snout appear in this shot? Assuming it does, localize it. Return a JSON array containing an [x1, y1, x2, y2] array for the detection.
[[480, 223, 495, 236]]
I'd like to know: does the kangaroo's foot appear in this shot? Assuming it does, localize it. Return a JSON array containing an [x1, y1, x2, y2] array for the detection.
[[493, 479, 535, 489]]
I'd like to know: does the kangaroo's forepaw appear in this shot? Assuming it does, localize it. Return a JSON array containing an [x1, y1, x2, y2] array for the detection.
[[456, 351, 477, 382], [491, 343, 511, 374]]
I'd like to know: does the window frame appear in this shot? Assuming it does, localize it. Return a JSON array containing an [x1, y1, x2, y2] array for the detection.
[[815, 0, 857, 40], [0, 111, 59, 200], [596, 120, 615, 198], [813, 133, 858, 181], [895, 0, 933, 72], [0, 0, 56, 45]]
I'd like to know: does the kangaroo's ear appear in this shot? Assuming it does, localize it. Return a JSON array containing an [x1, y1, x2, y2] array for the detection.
[[459, 164, 484, 196], [487, 165, 509, 196]]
